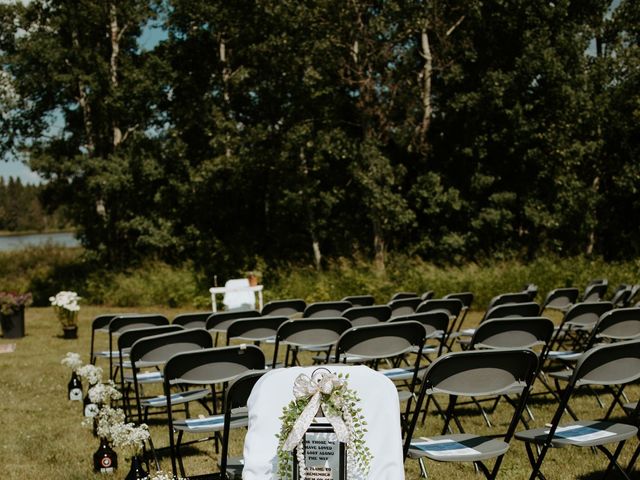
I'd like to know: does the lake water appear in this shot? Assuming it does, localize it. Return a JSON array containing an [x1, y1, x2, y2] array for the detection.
[[0, 232, 80, 251]]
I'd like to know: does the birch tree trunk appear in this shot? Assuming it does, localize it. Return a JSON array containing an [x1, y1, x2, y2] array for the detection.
[[108, 0, 122, 149]]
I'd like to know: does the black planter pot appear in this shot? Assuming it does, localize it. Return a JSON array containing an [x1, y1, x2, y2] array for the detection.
[[62, 325, 78, 339], [1, 308, 25, 338]]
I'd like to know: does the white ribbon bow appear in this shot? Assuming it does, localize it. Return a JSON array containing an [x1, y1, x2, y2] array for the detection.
[[282, 370, 351, 451]]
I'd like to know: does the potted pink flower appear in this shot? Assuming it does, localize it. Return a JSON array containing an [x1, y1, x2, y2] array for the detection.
[[0, 291, 32, 338]]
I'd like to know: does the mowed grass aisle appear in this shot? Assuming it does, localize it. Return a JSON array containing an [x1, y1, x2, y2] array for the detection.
[[0, 307, 638, 479]]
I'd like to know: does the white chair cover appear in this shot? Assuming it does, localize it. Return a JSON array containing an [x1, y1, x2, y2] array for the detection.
[[223, 278, 255, 311], [243, 365, 405, 479]]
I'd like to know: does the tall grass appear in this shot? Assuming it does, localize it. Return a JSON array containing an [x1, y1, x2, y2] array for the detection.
[[1, 247, 638, 308]]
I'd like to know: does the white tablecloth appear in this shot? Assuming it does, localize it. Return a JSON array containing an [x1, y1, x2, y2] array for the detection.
[[242, 365, 405, 479]]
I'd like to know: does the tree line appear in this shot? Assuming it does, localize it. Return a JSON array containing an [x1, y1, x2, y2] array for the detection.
[[0, 177, 68, 232], [0, 0, 638, 275]]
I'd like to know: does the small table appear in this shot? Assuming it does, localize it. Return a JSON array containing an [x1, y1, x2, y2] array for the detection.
[[209, 285, 264, 312]]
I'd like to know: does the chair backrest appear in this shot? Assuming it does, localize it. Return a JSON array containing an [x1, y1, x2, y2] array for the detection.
[[587, 278, 608, 287], [416, 298, 464, 317], [388, 297, 422, 318], [109, 314, 170, 335], [172, 312, 210, 329], [487, 291, 532, 311], [611, 286, 632, 308], [469, 317, 554, 351], [341, 305, 391, 326], [563, 301, 614, 329], [341, 295, 375, 307], [582, 282, 608, 302], [164, 345, 265, 386], [222, 278, 256, 311], [522, 284, 538, 301], [206, 310, 261, 332], [334, 321, 426, 362], [542, 287, 580, 310], [404, 348, 539, 457], [390, 292, 418, 301], [572, 339, 640, 387], [118, 325, 185, 354], [591, 307, 640, 343], [226, 316, 289, 345], [273, 318, 352, 367], [443, 292, 474, 309], [302, 301, 351, 318], [483, 302, 541, 322], [261, 299, 306, 317], [130, 328, 213, 367], [390, 311, 450, 339], [420, 291, 435, 301]]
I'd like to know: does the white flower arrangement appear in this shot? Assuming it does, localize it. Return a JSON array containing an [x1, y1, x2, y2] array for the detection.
[[111, 422, 151, 456], [50, 291, 81, 327], [61, 352, 83, 372], [77, 364, 103, 386], [88, 380, 122, 405], [95, 406, 126, 442]]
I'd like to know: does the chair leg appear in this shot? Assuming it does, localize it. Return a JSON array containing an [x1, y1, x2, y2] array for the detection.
[[626, 442, 640, 476], [418, 458, 429, 478], [598, 441, 632, 480], [524, 442, 550, 480]]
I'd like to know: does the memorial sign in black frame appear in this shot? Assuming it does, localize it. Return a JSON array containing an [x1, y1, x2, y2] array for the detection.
[[292, 421, 346, 480]]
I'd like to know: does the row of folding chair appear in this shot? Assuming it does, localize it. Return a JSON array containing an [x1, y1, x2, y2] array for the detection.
[[402, 339, 640, 480]]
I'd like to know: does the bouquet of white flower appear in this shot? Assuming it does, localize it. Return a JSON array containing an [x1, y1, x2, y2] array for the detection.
[[111, 422, 151, 456], [77, 364, 104, 386], [88, 380, 122, 405], [61, 352, 83, 372], [49, 291, 81, 328]]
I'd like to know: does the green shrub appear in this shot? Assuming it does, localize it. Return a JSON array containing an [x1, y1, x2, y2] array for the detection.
[[1, 246, 638, 308]]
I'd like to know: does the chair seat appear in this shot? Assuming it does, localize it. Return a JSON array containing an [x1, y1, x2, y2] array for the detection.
[[546, 350, 581, 361], [515, 420, 638, 448], [174, 411, 249, 433], [408, 434, 509, 462], [124, 371, 163, 384], [548, 370, 573, 381], [94, 350, 127, 359], [381, 367, 415, 382], [142, 388, 209, 408]]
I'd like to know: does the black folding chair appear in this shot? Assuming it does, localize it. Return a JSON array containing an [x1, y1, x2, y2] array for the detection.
[[272, 317, 351, 367], [404, 348, 539, 479], [388, 297, 422, 318], [117, 324, 184, 419], [163, 346, 265, 478], [107, 314, 170, 380], [515, 340, 640, 480]]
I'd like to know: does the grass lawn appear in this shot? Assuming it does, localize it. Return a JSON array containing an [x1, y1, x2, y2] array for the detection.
[[0, 306, 638, 479]]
